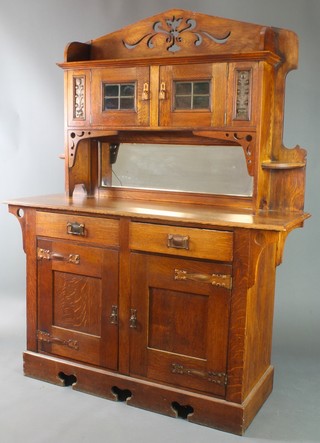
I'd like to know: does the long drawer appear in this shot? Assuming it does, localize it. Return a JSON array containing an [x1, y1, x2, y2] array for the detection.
[[129, 222, 233, 261], [36, 211, 119, 246]]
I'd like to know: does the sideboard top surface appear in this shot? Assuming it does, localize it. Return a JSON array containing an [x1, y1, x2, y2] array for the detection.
[[7, 194, 310, 232]]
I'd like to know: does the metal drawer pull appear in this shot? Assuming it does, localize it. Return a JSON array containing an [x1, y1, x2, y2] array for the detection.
[[37, 330, 79, 350], [37, 247, 80, 265], [174, 269, 232, 289], [142, 82, 150, 100], [110, 305, 118, 325], [167, 234, 189, 250], [159, 81, 166, 100], [129, 309, 137, 329], [67, 221, 85, 236]]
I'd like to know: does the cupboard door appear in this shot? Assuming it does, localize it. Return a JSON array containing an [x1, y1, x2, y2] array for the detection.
[[130, 253, 231, 397], [159, 64, 227, 128], [37, 238, 118, 370], [91, 67, 150, 127]]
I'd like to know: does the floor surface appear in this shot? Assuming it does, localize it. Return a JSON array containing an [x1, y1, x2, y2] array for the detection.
[[1, 295, 319, 443]]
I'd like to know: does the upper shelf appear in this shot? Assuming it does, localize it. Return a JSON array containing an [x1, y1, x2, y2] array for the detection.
[[261, 161, 306, 170]]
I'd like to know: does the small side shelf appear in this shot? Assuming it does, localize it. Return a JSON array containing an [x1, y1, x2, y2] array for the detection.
[[261, 161, 306, 170]]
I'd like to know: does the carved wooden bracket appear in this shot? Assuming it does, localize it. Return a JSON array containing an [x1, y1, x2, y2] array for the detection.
[[276, 231, 289, 267], [67, 130, 118, 167], [247, 230, 284, 289], [8, 205, 27, 253], [193, 130, 256, 176]]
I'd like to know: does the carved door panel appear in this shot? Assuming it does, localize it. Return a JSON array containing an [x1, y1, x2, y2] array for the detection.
[[158, 63, 227, 128], [130, 253, 231, 397], [91, 66, 150, 127], [37, 238, 118, 370]]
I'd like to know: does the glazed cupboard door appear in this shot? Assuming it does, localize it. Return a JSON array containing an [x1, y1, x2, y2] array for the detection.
[[91, 66, 150, 127], [129, 253, 231, 397], [158, 63, 227, 128], [37, 238, 119, 370]]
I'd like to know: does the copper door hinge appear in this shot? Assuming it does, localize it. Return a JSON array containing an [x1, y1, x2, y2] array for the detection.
[[37, 330, 79, 350], [174, 269, 232, 289], [37, 247, 80, 265], [172, 363, 227, 386]]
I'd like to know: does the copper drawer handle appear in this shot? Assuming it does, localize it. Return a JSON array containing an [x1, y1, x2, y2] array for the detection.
[[67, 221, 85, 236], [167, 234, 189, 250]]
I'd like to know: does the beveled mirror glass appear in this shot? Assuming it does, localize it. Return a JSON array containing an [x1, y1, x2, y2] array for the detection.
[[100, 143, 253, 196]]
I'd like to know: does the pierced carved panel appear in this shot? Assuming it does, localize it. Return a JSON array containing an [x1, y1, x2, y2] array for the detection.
[[235, 69, 251, 120], [73, 76, 85, 119], [123, 15, 231, 53]]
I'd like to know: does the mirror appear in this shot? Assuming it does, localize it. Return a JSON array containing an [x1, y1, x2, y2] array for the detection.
[[100, 143, 253, 197]]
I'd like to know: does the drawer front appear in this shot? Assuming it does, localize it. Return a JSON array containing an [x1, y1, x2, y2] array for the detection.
[[36, 211, 119, 246], [130, 222, 233, 261]]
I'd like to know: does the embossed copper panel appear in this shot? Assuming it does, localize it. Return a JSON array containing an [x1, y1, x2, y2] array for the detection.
[[235, 69, 251, 120], [73, 76, 85, 119]]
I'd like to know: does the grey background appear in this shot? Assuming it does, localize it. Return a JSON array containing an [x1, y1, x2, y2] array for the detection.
[[0, 0, 319, 442]]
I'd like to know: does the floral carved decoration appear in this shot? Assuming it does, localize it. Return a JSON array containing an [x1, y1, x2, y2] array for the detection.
[[123, 16, 231, 53], [73, 76, 85, 119]]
